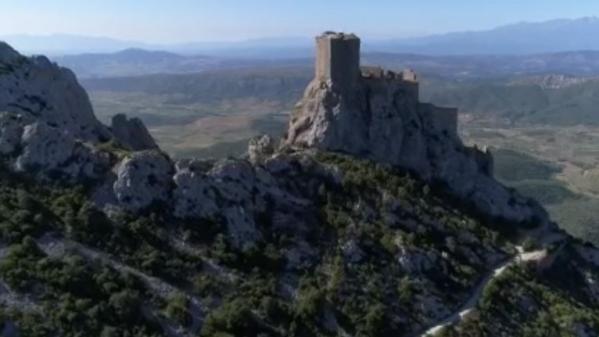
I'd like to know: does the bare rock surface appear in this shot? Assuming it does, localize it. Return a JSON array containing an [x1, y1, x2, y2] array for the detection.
[[0, 44, 114, 180], [248, 134, 275, 164], [0, 43, 110, 142], [113, 150, 174, 211], [14, 121, 111, 181], [111, 113, 158, 151]]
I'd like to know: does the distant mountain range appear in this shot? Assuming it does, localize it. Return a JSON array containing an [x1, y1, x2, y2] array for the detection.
[[52, 49, 219, 78], [49, 48, 599, 79], [80, 64, 599, 127], [6, 17, 599, 57], [366, 17, 599, 55], [52, 49, 311, 78]]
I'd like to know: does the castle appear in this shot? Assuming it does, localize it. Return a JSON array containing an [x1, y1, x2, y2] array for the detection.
[[283, 33, 533, 221], [315, 32, 422, 98], [287, 31, 459, 151]]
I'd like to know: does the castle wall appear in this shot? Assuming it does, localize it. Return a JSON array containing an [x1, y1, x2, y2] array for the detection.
[[315, 32, 360, 88]]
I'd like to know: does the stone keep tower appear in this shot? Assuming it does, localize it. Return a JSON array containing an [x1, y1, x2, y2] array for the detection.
[[315, 32, 361, 88]]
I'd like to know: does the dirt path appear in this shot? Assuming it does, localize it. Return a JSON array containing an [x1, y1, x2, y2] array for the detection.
[[416, 247, 551, 337]]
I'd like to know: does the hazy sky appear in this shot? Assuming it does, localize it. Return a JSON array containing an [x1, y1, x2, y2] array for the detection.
[[2, 0, 599, 43]]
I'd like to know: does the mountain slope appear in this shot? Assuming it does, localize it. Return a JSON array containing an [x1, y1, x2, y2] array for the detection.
[[0, 34, 598, 337], [53, 49, 219, 78]]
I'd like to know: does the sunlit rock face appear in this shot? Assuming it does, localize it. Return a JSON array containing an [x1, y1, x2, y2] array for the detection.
[[0, 43, 158, 181], [0, 42, 110, 142], [0, 42, 113, 180]]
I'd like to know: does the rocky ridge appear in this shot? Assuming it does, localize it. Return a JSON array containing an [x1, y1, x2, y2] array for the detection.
[[0, 32, 564, 270], [0, 35, 597, 337]]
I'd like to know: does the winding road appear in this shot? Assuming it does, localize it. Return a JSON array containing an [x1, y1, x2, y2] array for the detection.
[[417, 247, 552, 337]]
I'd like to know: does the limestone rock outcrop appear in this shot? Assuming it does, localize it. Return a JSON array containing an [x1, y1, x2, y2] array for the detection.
[[110, 113, 158, 151], [0, 43, 114, 180], [113, 150, 174, 211], [0, 42, 110, 142], [284, 32, 546, 225], [248, 134, 275, 164], [14, 121, 111, 181]]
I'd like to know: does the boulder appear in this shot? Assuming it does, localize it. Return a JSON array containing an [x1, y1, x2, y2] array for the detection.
[[14, 122, 111, 181], [173, 159, 219, 219], [113, 150, 174, 211], [248, 134, 275, 164], [110, 113, 158, 151]]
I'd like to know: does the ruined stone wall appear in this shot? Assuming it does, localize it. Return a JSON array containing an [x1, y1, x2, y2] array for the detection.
[[361, 67, 419, 99]]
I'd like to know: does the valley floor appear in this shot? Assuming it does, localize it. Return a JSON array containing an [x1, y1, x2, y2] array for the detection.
[[463, 124, 599, 246]]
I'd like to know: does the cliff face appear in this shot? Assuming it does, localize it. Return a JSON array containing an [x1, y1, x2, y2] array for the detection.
[[285, 32, 545, 225]]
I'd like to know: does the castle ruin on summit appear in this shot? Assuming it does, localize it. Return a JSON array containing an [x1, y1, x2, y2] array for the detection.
[[286, 31, 459, 151], [283, 32, 537, 222]]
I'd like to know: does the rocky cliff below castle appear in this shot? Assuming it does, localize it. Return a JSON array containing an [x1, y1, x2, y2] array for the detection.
[[285, 32, 545, 225], [0, 36, 597, 337]]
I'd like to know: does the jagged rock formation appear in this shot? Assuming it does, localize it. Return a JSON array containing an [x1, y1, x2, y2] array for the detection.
[[113, 150, 173, 211], [248, 134, 275, 164], [0, 42, 155, 180], [110, 113, 158, 151], [0, 42, 110, 142], [285, 32, 546, 225]]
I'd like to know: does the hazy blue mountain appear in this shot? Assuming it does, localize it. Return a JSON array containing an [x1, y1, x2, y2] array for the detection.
[[171, 36, 313, 58], [12, 17, 599, 57], [0, 34, 313, 58], [370, 17, 599, 54], [52, 49, 219, 78], [0, 33, 153, 55], [52, 49, 312, 78]]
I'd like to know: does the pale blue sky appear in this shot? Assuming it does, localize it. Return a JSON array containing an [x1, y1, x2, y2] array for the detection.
[[1, 0, 599, 43]]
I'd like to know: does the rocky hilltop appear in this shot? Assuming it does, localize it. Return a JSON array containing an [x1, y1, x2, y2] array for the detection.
[[0, 41, 156, 181], [0, 35, 598, 337], [285, 32, 546, 225]]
